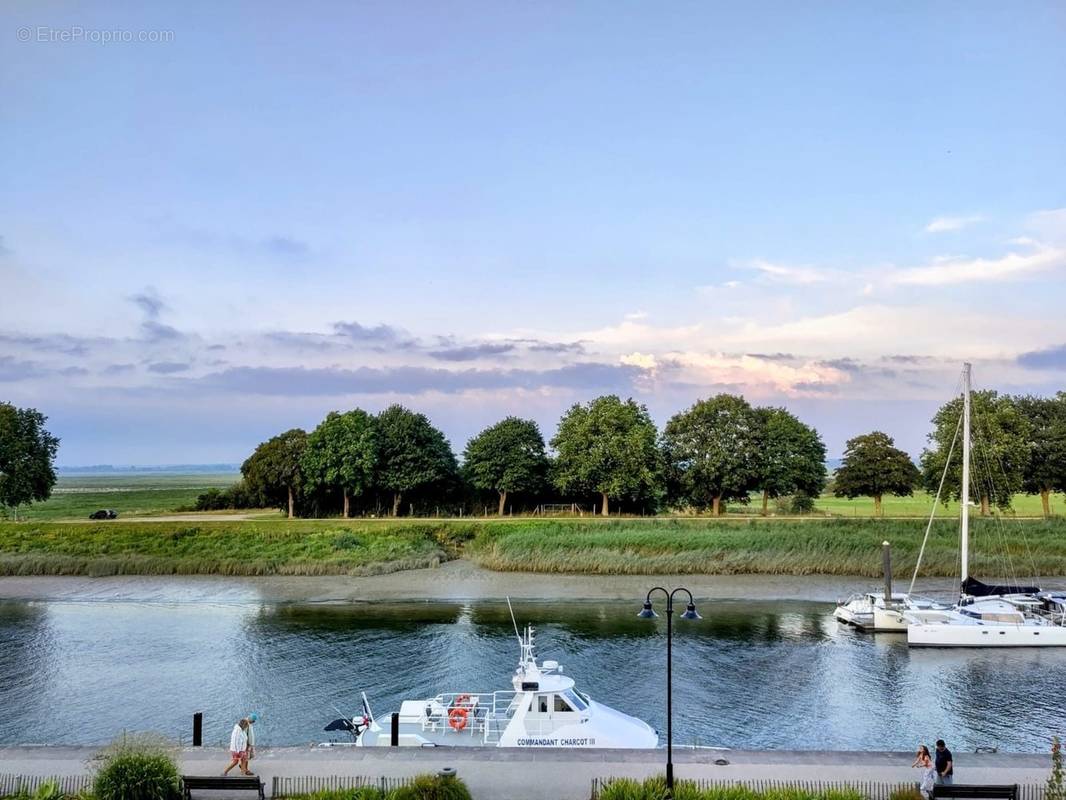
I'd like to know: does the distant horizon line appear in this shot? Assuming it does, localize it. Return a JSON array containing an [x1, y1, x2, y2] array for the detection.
[[57, 463, 241, 474]]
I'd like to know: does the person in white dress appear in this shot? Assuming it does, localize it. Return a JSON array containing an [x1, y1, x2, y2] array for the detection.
[[223, 719, 251, 777], [912, 744, 936, 799]]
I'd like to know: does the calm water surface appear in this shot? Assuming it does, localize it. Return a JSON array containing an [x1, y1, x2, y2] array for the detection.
[[1, 592, 1063, 750]]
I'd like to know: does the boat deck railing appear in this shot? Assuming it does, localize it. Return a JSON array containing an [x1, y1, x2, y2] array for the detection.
[[419, 691, 521, 742]]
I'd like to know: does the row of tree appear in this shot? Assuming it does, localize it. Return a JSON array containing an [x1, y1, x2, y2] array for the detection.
[[237, 389, 1066, 519], [833, 391, 1066, 516], [239, 395, 828, 518], [2, 388, 1063, 518]]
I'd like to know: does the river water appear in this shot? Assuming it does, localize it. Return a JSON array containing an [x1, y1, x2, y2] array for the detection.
[[1, 583, 1064, 751]]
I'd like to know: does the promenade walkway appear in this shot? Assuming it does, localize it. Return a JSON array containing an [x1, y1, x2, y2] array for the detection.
[[0, 746, 1052, 800]]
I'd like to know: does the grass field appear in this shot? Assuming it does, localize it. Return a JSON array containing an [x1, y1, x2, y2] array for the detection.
[[807, 491, 1066, 518], [0, 519, 456, 576], [1, 517, 1063, 578], [17, 474, 1066, 521], [14, 473, 241, 520]]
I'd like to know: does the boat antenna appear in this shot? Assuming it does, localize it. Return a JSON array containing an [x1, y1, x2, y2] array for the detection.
[[506, 596, 523, 647]]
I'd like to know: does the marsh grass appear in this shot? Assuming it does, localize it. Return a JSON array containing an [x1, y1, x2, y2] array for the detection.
[[466, 518, 1066, 577], [0, 521, 452, 576], [3, 517, 1065, 578]]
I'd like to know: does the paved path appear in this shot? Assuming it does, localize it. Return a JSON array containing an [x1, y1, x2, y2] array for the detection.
[[0, 747, 1051, 800]]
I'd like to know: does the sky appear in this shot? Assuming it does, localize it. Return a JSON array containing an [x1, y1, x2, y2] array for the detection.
[[2, 1, 1065, 465]]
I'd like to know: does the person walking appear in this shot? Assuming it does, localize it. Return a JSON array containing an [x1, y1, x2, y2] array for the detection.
[[223, 719, 251, 777], [935, 739, 954, 785], [912, 744, 936, 799], [241, 712, 259, 776]]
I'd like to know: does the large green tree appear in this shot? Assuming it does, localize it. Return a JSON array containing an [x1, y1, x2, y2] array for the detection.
[[463, 417, 548, 516], [920, 390, 1031, 515], [753, 406, 828, 515], [0, 403, 60, 517], [302, 409, 377, 518], [375, 405, 457, 516], [1015, 393, 1066, 518], [662, 394, 760, 516], [834, 431, 919, 516], [551, 395, 661, 516], [241, 428, 308, 518]]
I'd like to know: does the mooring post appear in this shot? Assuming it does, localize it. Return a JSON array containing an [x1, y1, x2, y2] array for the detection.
[[192, 712, 203, 747], [882, 541, 893, 604], [390, 712, 399, 746]]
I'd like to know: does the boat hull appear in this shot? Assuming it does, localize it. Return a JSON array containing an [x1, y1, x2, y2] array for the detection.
[[908, 622, 1066, 647]]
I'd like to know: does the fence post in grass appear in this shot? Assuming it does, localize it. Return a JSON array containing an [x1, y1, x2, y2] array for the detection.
[[193, 712, 202, 746]]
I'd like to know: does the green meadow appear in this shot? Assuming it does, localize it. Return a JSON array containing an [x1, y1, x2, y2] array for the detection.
[[13, 473, 241, 521]]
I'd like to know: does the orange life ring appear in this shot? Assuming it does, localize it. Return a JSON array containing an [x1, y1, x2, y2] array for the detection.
[[448, 707, 469, 731]]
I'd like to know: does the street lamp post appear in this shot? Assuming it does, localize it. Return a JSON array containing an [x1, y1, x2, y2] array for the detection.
[[638, 587, 701, 798]]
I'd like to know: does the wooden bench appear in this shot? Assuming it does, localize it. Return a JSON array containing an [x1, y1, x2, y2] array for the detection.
[[933, 785, 1018, 800], [181, 775, 265, 800]]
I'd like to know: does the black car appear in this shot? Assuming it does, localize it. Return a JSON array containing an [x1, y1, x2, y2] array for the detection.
[[89, 509, 118, 520]]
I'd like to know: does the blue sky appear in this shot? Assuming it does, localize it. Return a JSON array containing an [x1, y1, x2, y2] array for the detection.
[[2, 1, 1065, 464]]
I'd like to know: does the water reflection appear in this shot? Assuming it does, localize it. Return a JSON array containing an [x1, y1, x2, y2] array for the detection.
[[1, 596, 1064, 751]]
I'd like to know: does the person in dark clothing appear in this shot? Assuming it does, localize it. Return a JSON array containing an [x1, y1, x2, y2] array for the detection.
[[935, 739, 954, 785]]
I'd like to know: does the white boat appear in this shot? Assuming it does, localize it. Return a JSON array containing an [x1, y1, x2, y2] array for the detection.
[[834, 591, 946, 631], [333, 623, 659, 748], [905, 364, 1066, 647]]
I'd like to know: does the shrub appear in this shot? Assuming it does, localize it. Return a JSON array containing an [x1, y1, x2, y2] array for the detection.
[[1048, 737, 1065, 800], [888, 789, 924, 800], [300, 790, 384, 800], [91, 735, 180, 800], [2, 781, 66, 800], [387, 775, 472, 800], [789, 492, 816, 514]]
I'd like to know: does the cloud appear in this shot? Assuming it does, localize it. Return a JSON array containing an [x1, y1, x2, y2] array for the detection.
[[128, 288, 166, 319], [925, 215, 984, 233], [0, 332, 92, 357], [141, 320, 185, 342], [1017, 343, 1066, 371], [147, 361, 191, 374], [332, 321, 413, 346], [743, 259, 830, 285], [429, 343, 517, 362], [0, 356, 46, 382], [158, 224, 313, 262], [262, 236, 310, 259], [889, 243, 1065, 286], [191, 361, 645, 397], [525, 340, 585, 354]]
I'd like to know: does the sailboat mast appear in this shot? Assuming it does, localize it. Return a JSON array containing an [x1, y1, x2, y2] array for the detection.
[[960, 362, 971, 587]]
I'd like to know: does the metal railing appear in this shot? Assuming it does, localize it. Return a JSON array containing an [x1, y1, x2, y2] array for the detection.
[[272, 775, 416, 797], [589, 778, 1047, 800], [0, 775, 94, 797]]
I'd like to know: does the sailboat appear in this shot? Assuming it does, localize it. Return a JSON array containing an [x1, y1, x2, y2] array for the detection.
[[905, 363, 1066, 647]]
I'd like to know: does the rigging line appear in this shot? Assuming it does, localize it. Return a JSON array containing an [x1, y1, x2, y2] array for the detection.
[[982, 398, 1042, 584], [909, 411, 961, 595], [972, 401, 1022, 588]]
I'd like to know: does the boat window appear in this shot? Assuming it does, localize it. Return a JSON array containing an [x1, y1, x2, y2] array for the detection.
[[538, 695, 549, 713], [562, 689, 588, 711], [574, 689, 591, 705], [554, 694, 573, 713]]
